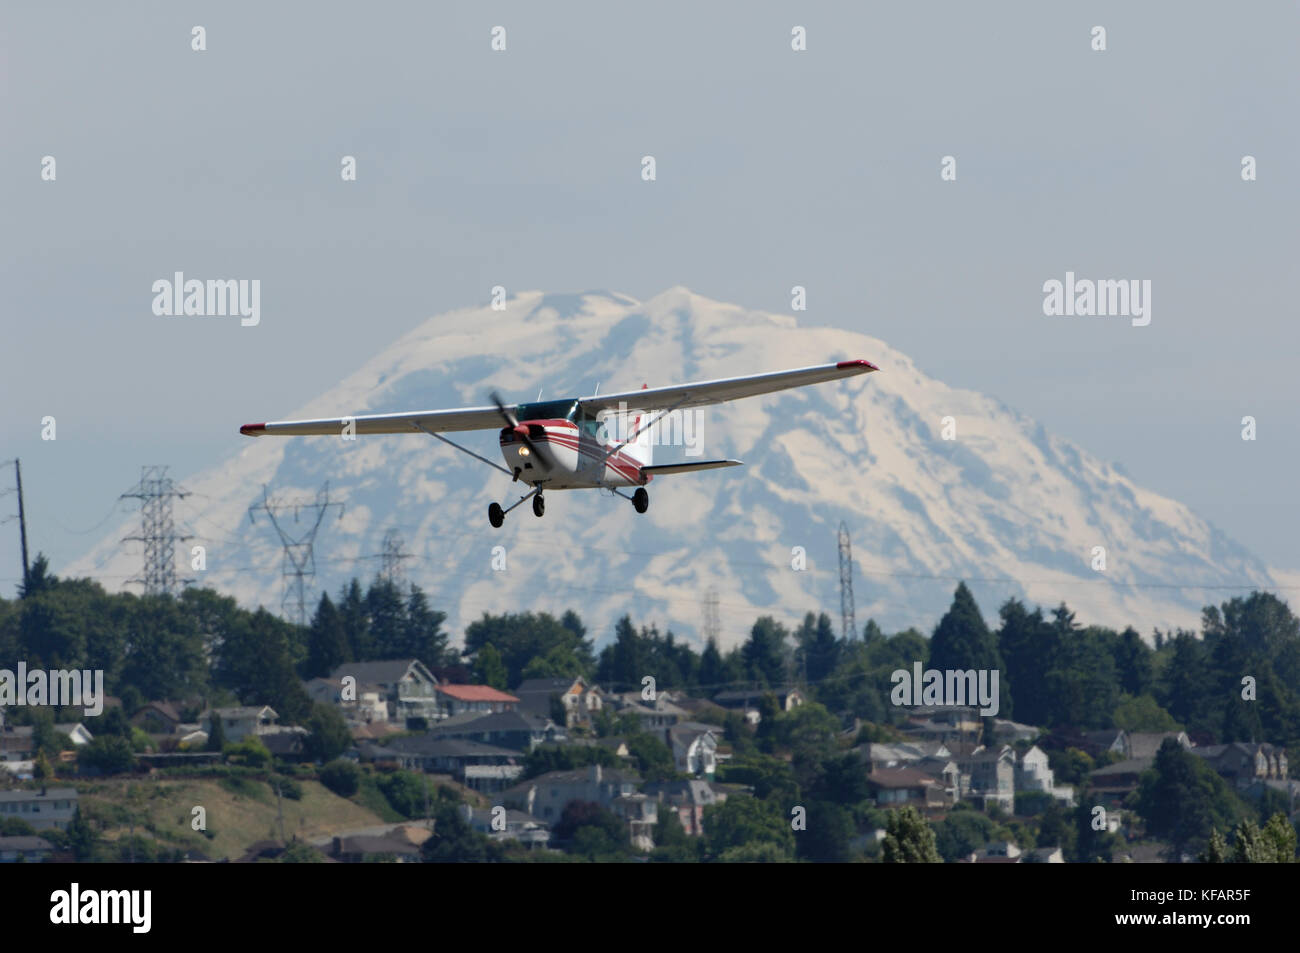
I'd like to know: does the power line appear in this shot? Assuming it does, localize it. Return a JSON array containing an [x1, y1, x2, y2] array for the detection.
[[120, 465, 192, 596], [247, 482, 343, 627], [378, 528, 414, 587], [838, 521, 856, 641]]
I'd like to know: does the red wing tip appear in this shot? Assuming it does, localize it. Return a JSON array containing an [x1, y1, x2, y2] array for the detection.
[[240, 423, 266, 436], [837, 359, 879, 371]]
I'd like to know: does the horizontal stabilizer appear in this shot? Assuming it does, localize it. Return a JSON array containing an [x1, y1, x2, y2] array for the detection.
[[640, 459, 743, 476]]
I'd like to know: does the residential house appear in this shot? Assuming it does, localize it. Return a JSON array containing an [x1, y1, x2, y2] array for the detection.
[[462, 805, 550, 847], [502, 763, 641, 825], [1191, 742, 1288, 789], [304, 676, 389, 726], [330, 834, 422, 863], [1126, 731, 1193, 760], [425, 710, 564, 752], [666, 723, 719, 777], [513, 677, 603, 728], [963, 840, 1022, 863], [328, 659, 442, 727], [366, 736, 524, 793], [961, 745, 1015, 811], [0, 835, 54, 863], [712, 688, 804, 719], [435, 684, 519, 719], [1089, 757, 1155, 806], [1016, 745, 1075, 805], [131, 701, 186, 735], [1025, 846, 1065, 863], [642, 779, 726, 836], [865, 768, 949, 811], [611, 794, 658, 851], [202, 706, 279, 742], [0, 788, 79, 832]]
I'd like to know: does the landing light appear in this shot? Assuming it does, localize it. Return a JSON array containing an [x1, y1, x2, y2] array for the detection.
[[518, 446, 530, 457]]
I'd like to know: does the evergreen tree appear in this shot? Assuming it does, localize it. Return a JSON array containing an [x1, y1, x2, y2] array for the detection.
[[305, 592, 350, 678], [366, 577, 408, 659], [796, 612, 840, 684], [404, 585, 449, 670], [742, 617, 789, 688], [881, 806, 941, 863], [1113, 626, 1153, 696], [699, 638, 726, 690], [338, 580, 371, 661], [1135, 738, 1242, 860]]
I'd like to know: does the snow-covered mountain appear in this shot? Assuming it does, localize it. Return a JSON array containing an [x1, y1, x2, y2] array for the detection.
[[65, 288, 1279, 650]]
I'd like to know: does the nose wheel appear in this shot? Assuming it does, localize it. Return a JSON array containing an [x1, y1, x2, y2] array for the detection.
[[632, 487, 649, 514], [488, 486, 543, 528]]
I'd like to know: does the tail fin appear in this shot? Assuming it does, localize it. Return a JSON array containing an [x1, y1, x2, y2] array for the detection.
[[624, 384, 654, 467]]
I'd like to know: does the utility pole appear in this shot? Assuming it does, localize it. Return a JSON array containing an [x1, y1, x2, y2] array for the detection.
[[14, 460, 29, 592], [120, 465, 192, 596], [701, 586, 720, 645], [838, 521, 856, 641], [379, 528, 413, 588], [249, 482, 343, 627]]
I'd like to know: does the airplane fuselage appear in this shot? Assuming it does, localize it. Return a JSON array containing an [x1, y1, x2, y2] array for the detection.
[[499, 419, 648, 490]]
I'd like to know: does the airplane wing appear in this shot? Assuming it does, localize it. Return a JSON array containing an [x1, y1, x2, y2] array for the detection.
[[240, 405, 507, 437], [578, 359, 877, 415]]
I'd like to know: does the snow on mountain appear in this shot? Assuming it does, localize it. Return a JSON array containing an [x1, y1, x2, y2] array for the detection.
[[64, 288, 1279, 650]]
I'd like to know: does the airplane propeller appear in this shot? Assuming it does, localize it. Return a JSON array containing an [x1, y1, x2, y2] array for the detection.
[[491, 391, 554, 469]]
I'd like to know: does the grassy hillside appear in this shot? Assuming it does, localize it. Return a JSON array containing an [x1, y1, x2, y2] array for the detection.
[[78, 776, 387, 861]]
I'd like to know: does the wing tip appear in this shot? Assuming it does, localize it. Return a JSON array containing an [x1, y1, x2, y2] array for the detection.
[[239, 423, 266, 436], [837, 359, 879, 372]]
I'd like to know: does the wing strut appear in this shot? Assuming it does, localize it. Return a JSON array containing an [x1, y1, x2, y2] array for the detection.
[[410, 421, 515, 477]]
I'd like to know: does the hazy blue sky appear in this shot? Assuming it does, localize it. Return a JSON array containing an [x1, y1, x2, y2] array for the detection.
[[2, 2, 1297, 592]]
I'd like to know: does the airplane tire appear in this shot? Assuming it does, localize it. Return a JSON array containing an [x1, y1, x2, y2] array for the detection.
[[633, 488, 649, 514], [488, 503, 504, 528], [533, 494, 545, 518]]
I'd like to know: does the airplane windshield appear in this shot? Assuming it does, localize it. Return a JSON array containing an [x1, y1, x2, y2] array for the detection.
[[515, 399, 577, 422]]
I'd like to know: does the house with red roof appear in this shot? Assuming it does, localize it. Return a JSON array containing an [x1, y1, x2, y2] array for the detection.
[[436, 684, 520, 719]]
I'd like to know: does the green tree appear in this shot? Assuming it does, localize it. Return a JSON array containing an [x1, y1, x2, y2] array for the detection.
[[1229, 813, 1296, 863], [80, 735, 136, 775], [703, 795, 795, 861], [1112, 693, 1181, 732], [319, 759, 362, 798], [305, 592, 350, 679], [303, 703, 352, 762], [472, 643, 508, 690], [881, 805, 941, 863], [742, 617, 790, 688], [1134, 738, 1242, 860]]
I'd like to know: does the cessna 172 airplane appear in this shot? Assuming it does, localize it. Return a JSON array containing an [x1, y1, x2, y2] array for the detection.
[[240, 359, 877, 527]]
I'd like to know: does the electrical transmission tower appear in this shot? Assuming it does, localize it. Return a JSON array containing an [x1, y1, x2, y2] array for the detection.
[[248, 482, 343, 627], [837, 521, 856, 641], [378, 528, 413, 587], [0, 459, 30, 592], [120, 465, 192, 595], [701, 586, 720, 644]]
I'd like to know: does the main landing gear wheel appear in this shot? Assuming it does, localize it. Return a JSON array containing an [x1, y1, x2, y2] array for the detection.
[[632, 487, 649, 514], [488, 502, 504, 528], [533, 494, 545, 518]]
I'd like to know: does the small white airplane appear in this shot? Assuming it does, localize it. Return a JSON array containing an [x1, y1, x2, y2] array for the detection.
[[240, 359, 877, 527]]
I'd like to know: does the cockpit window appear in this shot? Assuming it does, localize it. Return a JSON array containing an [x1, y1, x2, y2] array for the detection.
[[514, 399, 578, 422]]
